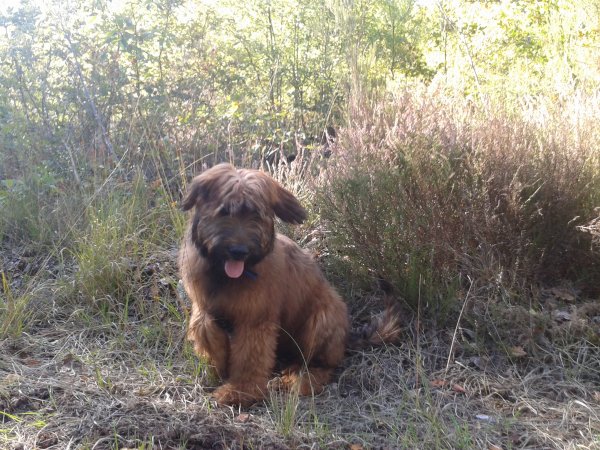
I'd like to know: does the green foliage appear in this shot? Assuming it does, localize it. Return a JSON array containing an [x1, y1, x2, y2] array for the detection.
[[0, 271, 32, 338], [73, 173, 181, 315], [0, 166, 69, 247], [422, 0, 600, 98], [0, 0, 436, 182]]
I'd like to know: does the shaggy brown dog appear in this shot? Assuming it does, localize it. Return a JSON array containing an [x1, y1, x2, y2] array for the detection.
[[179, 163, 397, 406]]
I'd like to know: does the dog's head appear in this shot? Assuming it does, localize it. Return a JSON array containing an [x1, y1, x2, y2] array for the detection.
[[182, 163, 307, 278]]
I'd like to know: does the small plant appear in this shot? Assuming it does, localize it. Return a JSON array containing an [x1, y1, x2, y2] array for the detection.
[[74, 208, 133, 307], [267, 383, 301, 438], [317, 98, 471, 314], [0, 167, 69, 247], [0, 271, 32, 339], [72, 172, 180, 317]]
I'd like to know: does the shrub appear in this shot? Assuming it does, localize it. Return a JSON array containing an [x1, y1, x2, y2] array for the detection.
[[0, 166, 73, 248], [317, 89, 600, 319]]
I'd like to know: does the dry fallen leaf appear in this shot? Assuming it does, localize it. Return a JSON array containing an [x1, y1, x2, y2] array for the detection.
[[236, 413, 252, 423], [550, 287, 576, 302], [430, 379, 449, 388], [23, 358, 41, 367], [509, 346, 527, 358], [452, 384, 467, 394], [349, 444, 364, 450]]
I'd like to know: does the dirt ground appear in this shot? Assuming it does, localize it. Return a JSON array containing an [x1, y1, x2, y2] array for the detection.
[[1, 249, 599, 449]]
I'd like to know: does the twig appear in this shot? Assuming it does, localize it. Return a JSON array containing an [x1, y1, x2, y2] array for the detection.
[[63, 31, 118, 161], [445, 276, 473, 373]]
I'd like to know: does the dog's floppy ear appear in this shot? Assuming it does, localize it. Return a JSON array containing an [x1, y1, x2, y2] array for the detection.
[[271, 184, 307, 225], [181, 176, 205, 211]]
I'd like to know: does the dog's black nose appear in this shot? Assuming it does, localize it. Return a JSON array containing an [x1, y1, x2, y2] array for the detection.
[[228, 245, 249, 260]]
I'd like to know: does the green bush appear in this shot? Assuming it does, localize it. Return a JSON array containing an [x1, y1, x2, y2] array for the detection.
[[0, 166, 71, 247]]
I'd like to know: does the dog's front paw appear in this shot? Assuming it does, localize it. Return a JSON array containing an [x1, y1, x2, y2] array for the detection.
[[212, 383, 263, 407]]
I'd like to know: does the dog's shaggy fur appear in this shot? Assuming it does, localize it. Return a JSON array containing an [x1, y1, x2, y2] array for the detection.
[[179, 163, 397, 406]]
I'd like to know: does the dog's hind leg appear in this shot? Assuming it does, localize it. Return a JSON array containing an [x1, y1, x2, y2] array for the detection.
[[278, 299, 348, 396]]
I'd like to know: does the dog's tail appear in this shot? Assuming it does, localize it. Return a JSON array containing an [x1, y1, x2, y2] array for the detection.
[[347, 280, 404, 350]]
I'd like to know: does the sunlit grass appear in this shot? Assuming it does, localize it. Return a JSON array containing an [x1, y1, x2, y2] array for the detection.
[[0, 272, 31, 339]]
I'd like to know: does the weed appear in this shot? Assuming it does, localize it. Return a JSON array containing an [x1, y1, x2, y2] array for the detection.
[[0, 272, 31, 339], [267, 384, 301, 438], [0, 166, 79, 248], [71, 172, 181, 318], [94, 366, 114, 392]]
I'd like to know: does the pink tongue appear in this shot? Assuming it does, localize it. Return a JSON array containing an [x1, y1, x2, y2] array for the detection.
[[224, 260, 245, 278]]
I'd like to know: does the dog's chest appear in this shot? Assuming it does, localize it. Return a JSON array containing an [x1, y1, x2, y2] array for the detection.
[[204, 278, 274, 329]]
